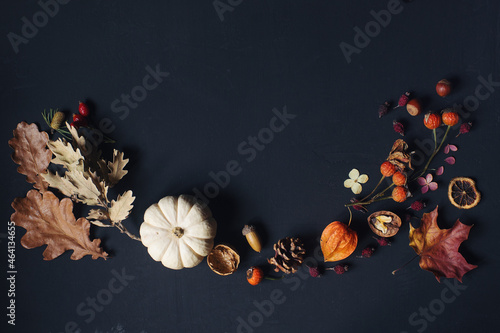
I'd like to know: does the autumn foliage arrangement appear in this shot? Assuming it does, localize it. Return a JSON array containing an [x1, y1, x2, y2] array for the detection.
[[333, 79, 478, 282], [8, 79, 479, 286], [9, 102, 138, 261]]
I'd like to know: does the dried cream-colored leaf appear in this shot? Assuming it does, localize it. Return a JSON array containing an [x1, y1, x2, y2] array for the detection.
[[11, 190, 107, 260], [42, 171, 78, 198], [88, 209, 109, 220], [67, 122, 89, 156], [8, 122, 52, 191], [107, 149, 129, 187], [90, 220, 112, 227], [47, 138, 84, 172], [42, 169, 101, 206], [108, 190, 135, 223]]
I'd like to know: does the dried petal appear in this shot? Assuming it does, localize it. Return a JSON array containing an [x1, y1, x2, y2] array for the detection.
[[349, 169, 360, 180], [351, 183, 362, 195], [426, 174, 433, 183], [428, 182, 438, 191], [417, 177, 427, 186], [357, 174, 369, 184], [344, 179, 355, 188], [445, 156, 456, 165], [444, 144, 458, 154], [421, 185, 429, 194], [436, 166, 444, 176]]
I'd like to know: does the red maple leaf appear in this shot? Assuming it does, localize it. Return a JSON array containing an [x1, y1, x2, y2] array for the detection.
[[409, 206, 477, 282]]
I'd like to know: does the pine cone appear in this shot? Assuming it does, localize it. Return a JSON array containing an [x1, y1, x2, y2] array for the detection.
[[268, 237, 306, 274]]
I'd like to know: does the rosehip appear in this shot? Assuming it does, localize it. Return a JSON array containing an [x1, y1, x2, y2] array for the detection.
[[380, 161, 396, 177], [436, 79, 451, 97], [73, 113, 86, 123], [247, 266, 264, 286], [392, 186, 408, 203], [424, 113, 442, 130], [441, 109, 459, 126], [78, 101, 90, 117], [392, 171, 407, 186]]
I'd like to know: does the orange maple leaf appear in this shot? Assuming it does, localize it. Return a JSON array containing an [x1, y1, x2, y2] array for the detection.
[[409, 206, 477, 282]]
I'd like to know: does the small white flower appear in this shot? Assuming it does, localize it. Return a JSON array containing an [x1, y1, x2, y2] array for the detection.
[[344, 168, 369, 194]]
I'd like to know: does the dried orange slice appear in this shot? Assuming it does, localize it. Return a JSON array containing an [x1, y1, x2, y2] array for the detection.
[[448, 177, 481, 209]]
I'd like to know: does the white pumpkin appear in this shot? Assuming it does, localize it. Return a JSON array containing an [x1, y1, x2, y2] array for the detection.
[[140, 195, 217, 269]]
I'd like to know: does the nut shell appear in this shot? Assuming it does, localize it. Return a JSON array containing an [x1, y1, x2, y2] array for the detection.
[[207, 244, 240, 276], [367, 211, 402, 237]]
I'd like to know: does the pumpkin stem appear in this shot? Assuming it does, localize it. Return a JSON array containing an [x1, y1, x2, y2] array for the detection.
[[173, 227, 184, 238]]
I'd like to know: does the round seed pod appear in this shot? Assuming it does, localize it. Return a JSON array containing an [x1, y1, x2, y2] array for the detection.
[[367, 211, 401, 237]]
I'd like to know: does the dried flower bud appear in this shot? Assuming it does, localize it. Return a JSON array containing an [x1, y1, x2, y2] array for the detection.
[[332, 264, 349, 275], [373, 236, 391, 246], [394, 92, 410, 109], [410, 201, 425, 211], [308, 266, 321, 278], [393, 120, 405, 136], [360, 246, 375, 258], [456, 122, 472, 137], [350, 198, 368, 213], [378, 101, 390, 118]]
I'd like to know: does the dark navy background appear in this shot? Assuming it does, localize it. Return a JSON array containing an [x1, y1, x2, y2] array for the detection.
[[1, 1, 499, 332]]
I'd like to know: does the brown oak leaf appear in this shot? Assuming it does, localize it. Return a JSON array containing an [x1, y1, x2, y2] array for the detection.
[[11, 190, 108, 260], [409, 206, 477, 282], [8, 122, 52, 191]]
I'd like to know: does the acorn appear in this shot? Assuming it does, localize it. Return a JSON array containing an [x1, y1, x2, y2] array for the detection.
[[242, 225, 262, 253]]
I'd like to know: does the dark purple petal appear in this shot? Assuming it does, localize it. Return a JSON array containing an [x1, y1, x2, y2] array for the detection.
[[417, 177, 427, 186], [436, 166, 444, 176], [421, 185, 429, 194], [444, 156, 456, 165], [428, 182, 438, 191]]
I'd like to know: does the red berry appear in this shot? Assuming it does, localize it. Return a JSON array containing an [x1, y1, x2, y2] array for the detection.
[[380, 161, 396, 177], [70, 118, 88, 129], [424, 113, 442, 130], [441, 109, 459, 126], [436, 79, 451, 97], [78, 101, 90, 117], [73, 113, 85, 122], [393, 120, 405, 136]]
